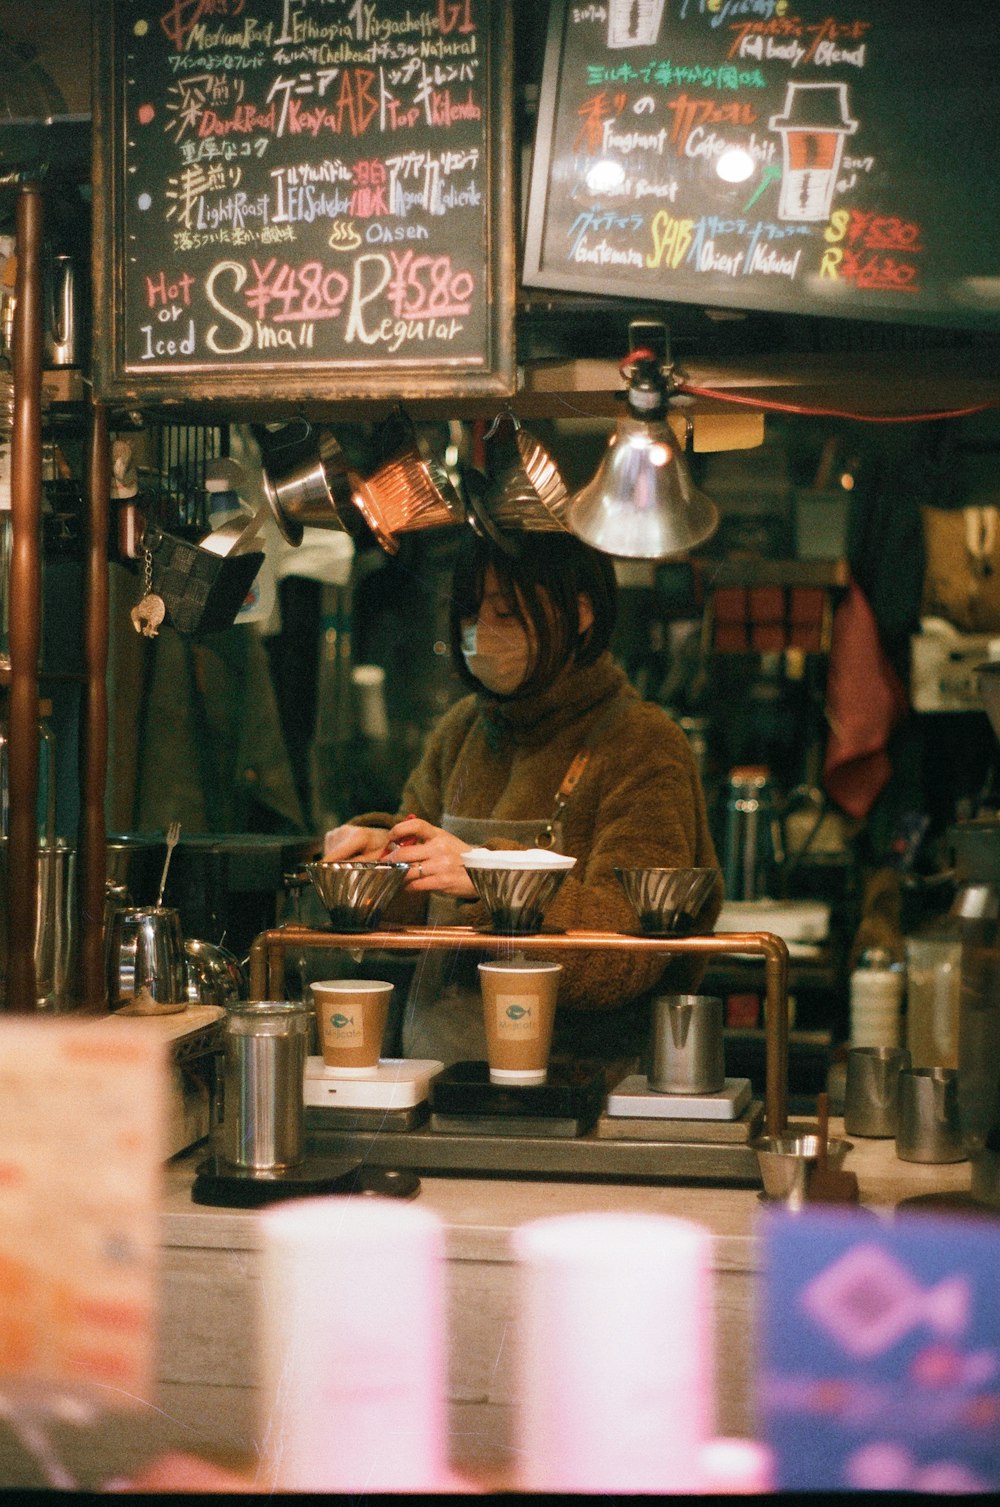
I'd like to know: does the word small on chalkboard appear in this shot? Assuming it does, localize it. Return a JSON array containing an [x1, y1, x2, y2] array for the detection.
[[93, 0, 515, 407], [523, 0, 1000, 332]]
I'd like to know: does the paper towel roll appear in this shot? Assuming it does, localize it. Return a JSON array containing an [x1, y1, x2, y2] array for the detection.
[[256, 1195, 448, 1492], [511, 1211, 715, 1493]]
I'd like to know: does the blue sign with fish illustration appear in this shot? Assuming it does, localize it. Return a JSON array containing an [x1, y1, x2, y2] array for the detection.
[[758, 1207, 1000, 1491]]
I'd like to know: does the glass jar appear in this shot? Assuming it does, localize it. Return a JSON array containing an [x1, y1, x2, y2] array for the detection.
[[0, 698, 57, 846], [849, 946, 904, 1048], [905, 915, 962, 1068]]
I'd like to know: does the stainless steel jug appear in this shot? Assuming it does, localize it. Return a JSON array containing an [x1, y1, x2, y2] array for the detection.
[[106, 904, 188, 1012], [649, 994, 725, 1095]]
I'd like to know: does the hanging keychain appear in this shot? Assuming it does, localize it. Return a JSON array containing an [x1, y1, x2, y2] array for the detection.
[[130, 544, 165, 637]]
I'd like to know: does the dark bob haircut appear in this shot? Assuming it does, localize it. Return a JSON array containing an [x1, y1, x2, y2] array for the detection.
[[448, 529, 617, 697]]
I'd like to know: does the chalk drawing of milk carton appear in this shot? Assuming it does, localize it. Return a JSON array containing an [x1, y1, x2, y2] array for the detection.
[[608, 0, 666, 50], [769, 83, 858, 221]]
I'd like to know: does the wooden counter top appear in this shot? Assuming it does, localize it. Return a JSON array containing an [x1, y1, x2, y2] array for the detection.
[[160, 1120, 985, 1266], [0, 1127, 989, 1492]]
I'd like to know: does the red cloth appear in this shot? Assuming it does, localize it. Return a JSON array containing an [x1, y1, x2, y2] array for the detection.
[[822, 579, 909, 820]]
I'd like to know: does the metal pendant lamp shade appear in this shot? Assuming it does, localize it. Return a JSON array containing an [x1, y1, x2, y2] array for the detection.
[[566, 413, 719, 560]]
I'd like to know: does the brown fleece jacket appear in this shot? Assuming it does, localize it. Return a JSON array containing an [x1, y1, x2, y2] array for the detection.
[[358, 653, 722, 1058]]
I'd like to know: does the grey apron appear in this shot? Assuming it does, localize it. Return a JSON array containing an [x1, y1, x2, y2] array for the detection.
[[401, 812, 563, 1064]]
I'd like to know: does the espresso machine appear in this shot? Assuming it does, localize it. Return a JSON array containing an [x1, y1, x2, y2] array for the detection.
[[953, 664, 1000, 1206]]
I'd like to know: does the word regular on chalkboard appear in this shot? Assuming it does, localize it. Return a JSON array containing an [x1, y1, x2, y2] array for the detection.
[[93, 0, 515, 406], [523, 0, 1000, 332]]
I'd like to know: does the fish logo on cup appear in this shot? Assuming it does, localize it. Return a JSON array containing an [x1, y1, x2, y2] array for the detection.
[[498, 996, 537, 1037], [327, 1005, 363, 1044]]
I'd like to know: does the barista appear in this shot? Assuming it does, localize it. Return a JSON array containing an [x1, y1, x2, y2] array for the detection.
[[324, 530, 722, 1080]]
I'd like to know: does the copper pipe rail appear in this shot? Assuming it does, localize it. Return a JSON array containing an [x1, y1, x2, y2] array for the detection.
[[249, 925, 790, 1134], [4, 185, 44, 1013], [77, 398, 110, 1009]]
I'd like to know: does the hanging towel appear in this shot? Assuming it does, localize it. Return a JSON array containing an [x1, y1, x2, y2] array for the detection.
[[823, 578, 909, 820]]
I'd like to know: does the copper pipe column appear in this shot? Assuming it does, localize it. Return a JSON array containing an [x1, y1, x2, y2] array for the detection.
[[77, 398, 109, 1009], [4, 185, 44, 1013]]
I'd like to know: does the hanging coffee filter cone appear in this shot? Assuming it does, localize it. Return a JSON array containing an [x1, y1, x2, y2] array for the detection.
[[484, 416, 570, 534], [343, 471, 399, 555], [355, 409, 466, 546], [354, 447, 462, 550], [464, 466, 519, 555], [262, 430, 364, 547]]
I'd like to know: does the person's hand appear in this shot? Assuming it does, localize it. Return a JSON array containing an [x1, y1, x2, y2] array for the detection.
[[323, 823, 390, 860], [386, 817, 478, 898]]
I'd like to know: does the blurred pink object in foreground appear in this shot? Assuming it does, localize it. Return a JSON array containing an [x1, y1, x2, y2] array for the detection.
[[256, 1196, 448, 1492], [701, 1436, 775, 1493], [511, 1212, 715, 1493]]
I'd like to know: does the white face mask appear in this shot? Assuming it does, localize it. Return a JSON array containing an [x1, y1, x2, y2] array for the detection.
[[461, 620, 532, 695]]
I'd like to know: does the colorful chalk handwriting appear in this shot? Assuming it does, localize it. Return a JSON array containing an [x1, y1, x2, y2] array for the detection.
[[98, 0, 513, 397], [524, 0, 1000, 329]]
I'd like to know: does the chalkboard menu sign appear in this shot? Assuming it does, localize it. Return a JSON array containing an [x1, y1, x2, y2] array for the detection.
[[93, 0, 515, 406], [523, 1, 1000, 331]]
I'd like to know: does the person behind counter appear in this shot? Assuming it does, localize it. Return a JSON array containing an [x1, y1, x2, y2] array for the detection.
[[323, 529, 722, 1082]]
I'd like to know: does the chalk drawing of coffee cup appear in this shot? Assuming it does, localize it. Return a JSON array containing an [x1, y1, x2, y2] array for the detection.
[[769, 83, 858, 222], [608, 0, 665, 49]]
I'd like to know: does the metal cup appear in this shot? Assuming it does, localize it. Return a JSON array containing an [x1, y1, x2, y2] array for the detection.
[[895, 1066, 967, 1164], [842, 1045, 910, 1137], [649, 994, 725, 1094]]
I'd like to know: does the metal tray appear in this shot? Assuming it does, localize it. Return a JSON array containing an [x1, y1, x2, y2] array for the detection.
[[307, 1123, 761, 1184]]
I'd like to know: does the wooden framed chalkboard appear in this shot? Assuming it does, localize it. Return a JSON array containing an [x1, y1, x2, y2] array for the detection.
[[523, 1, 1000, 332], [92, 0, 515, 407]]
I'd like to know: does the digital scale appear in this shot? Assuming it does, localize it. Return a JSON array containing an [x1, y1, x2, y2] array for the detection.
[[303, 1057, 444, 1131], [193, 1060, 443, 1206], [596, 1076, 762, 1147], [191, 1154, 422, 1208], [429, 1060, 607, 1138], [605, 1076, 753, 1121]]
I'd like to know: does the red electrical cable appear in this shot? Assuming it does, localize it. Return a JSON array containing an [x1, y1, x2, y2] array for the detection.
[[675, 379, 999, 425]]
